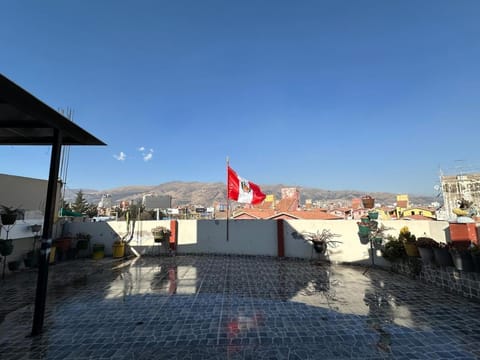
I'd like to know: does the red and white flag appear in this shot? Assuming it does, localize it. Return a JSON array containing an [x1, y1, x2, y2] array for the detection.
[[227, 166, 266, 205]]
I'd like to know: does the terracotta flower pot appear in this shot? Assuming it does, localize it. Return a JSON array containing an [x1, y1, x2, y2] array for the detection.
[[362, 196, 375, 209]]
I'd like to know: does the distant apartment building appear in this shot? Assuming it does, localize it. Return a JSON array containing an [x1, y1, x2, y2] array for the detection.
[[233, 187, 343, 220], [143, 194, 172, 210], [441, 173, 480, 220]]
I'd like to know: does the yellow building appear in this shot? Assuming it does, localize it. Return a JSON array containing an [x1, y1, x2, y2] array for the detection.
[[401, 207, 436, 219], [395, 194, 409, 218]]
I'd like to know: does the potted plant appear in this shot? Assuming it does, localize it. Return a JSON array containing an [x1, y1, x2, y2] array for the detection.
[[399, 226, 419, 257], [373, 236, 383, 249], [54, 235, 73, 261], [291, 229, 341, 255], [433, 242, 453, 267], [24, 250, 38, 268], [361, 195, 375, 209], [470, 244, 480, 273], [75, 232, 91, 258], [151, 226, 171, 243], [381, 235, 406, 263], [0, 205, 19, 225], [360, 216, 370, 224], [7, 259, 21, 271], [0, 238, 13, 257], [92, 243, 105, 260], [416, 237, 439, 265], [24, 224, 42, 268], [357, 220, 372, 244], [449, 245, 475, 272], [112, 238, 126, 258], [0, 237, 14, 279]]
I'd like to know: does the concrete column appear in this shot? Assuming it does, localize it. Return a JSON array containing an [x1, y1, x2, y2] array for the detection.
[[169, 219, 178, 252]]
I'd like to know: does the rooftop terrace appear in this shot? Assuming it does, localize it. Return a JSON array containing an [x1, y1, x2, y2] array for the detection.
[[1, 255, 479, 359]]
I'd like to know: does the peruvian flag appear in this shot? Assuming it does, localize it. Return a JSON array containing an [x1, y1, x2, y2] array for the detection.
[[227, 166, 266, 205]]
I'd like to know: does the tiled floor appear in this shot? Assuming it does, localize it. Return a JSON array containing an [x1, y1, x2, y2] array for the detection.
[[1, 255, 480, 359]]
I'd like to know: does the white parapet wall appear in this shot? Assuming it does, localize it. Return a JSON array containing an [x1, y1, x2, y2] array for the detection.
[[283, 219, 450, 266], [179, 219, 278, 256], [0, 220, 63, 266], [62, 219, 452, 266]]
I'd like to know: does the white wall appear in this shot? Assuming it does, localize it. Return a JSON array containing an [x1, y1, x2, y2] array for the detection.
[[283, 220, 450, 266], [284, 220, 375, 265], [0, 173, 62, 222], [178, 219, 278, 256], [1, 220, 64, 268], [63, 219, 451, 265], [0, 173, 63, 268]]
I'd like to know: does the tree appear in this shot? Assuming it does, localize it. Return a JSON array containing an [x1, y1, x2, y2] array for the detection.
[[60, 199, 71, 211], [85, 204, 98, 218], [71, 190, 89, 214]]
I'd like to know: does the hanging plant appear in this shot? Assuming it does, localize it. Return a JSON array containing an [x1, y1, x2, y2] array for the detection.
[[0, 239, 14, 256], [0, 205, 19, 226], [152, 226, 171, 243]]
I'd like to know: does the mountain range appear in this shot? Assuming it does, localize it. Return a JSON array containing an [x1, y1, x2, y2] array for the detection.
[[64, 182, 437, 208]]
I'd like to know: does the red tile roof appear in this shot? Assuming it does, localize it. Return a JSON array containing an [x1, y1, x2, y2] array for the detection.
[[276, 198, 298, 212], [267, 211, 343, 220], [232, 209, 275, 219], [403, 214, 435, 221], [232, 208, 343, 220], [255, 201, 274, 210]]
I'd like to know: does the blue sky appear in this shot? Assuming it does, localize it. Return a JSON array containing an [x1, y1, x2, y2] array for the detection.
[[1, 0, 480, 196]]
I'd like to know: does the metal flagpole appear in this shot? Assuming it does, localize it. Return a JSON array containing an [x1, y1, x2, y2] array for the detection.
[[226, 156, 229, 242]]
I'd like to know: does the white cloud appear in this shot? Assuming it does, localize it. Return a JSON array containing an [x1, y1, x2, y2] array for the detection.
[[138, 146, 154, 162], [143, 152, 153, 162], [113, 151, 126, 161]]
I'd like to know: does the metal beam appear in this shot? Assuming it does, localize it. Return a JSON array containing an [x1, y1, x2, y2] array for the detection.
[[31, 129, 62, 336]]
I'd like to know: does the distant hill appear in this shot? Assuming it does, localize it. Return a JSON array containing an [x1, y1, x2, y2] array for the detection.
[[64, 182, 436, 208]]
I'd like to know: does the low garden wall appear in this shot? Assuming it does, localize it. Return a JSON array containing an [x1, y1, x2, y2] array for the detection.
[[391, 260, 480, 302]]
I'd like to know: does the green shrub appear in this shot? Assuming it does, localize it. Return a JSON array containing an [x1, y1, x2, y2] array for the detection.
[[381, 236, 406, 262], [416, 237, 439, 248], [398, 226, 416, 244]]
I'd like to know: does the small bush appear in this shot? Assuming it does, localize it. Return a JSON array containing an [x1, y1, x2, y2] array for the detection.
[[416, 237, 439, 248], [381, 237, 406, 262], [398, 226, 416, 244]]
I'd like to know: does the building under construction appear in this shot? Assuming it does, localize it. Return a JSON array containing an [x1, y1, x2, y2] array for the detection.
[[441, 172, 480, 220]]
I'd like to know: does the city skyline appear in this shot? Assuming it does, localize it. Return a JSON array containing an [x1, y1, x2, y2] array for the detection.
[[1, 1, 480, 196]]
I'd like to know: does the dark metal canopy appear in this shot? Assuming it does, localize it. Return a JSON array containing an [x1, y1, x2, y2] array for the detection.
[[0, 73, 105, 145], [0, 73, 106, 336]]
